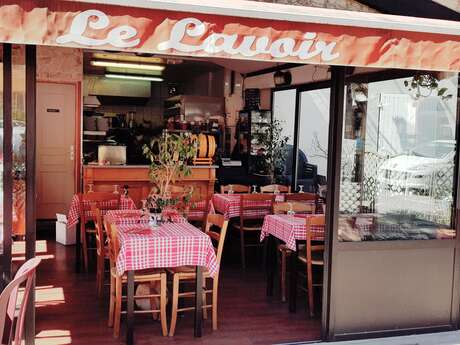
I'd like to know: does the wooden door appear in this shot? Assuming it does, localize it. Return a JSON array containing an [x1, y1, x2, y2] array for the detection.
[[37, 83, 76, 219]]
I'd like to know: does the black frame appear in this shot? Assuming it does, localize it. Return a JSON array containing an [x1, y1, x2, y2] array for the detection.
[[1, 43, 13, 288]]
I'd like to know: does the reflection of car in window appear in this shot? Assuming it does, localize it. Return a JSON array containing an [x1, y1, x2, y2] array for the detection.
[[378, 140, 455, 196]]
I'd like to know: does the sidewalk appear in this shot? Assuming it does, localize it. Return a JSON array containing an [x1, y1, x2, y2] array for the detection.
[[290, 331, 460, 345]]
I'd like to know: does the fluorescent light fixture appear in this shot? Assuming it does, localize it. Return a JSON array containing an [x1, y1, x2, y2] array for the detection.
[[105, 74, 164, 82], [92, 60, 165, 71]]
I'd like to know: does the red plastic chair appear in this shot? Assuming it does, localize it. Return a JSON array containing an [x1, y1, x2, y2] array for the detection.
[[0, 257, 41, 345]]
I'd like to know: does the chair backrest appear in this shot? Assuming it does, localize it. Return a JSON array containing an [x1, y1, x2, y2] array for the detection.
[[79, 192, 121, 225], [90, 205, 105, 258], [204, 214, 229, 273], [273, 202, 315, 215], [260, 184, 291, 194], [0, 258, 41, 345], [106, 223, 121, 266], [239, 194, 274, 222], [285, 192, 317, 203], [220, 184, 250, 194], [305, 215, 326, 253]]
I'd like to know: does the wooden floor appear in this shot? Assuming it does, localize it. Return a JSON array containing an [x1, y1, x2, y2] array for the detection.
[[30, 235, 321, 345]]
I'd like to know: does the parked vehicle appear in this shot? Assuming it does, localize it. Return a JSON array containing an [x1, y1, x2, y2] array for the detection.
[[378, 140, 455, 196]]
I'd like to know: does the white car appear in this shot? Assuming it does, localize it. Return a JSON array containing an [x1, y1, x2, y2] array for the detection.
[[378, 140, 455, 196]]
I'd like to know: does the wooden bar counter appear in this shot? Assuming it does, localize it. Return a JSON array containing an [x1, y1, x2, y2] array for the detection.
[[83, 165, 216, 207]]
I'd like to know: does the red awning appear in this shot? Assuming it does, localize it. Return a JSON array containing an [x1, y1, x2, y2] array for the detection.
[[0, 0, 459, 71]]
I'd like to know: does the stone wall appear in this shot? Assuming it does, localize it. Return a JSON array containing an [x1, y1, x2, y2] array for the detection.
[[37, 46, 83, 83]]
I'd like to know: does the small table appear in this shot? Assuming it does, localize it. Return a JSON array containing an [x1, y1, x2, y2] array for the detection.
[[67, 194, 136, 273], [261, 214, 325, 312], [114, 222, 218, 345], [212, 193, 284, 219]]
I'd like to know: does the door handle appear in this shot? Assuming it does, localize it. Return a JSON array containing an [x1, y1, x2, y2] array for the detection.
[[70, 145, 75, 161]]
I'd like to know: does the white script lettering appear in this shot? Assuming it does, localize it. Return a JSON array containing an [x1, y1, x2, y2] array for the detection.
[[56, 10, 140, 48], [158, 18, 340, 62]]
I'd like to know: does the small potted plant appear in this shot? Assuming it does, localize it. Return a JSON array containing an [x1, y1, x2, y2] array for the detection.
[[143, 132, 197, 218]]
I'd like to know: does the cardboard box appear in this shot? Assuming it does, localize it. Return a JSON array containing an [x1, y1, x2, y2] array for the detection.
[[56, 213, 76, 245]]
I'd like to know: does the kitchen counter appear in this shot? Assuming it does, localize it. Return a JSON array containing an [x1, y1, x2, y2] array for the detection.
[[83, 165, 216, 207]]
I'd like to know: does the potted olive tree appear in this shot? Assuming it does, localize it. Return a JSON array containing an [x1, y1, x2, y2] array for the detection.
[[143, 132, 197, 215]]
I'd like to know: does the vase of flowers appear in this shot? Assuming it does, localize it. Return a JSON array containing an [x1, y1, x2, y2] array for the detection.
[[143, 132, 197, 215]]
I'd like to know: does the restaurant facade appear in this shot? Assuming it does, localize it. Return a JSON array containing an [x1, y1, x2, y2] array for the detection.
[[0, 0, 460, 344]]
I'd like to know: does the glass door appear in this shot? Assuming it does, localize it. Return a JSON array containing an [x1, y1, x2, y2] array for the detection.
[[297, 88, 331, 194]]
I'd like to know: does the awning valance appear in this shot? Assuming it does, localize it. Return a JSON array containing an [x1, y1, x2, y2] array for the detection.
[[0, 0, 459, 71]]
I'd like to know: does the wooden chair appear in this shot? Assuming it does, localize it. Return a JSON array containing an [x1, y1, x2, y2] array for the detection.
[[273, 202, 316, 215], [285, 192, 321, 213], [187, 198, 211, 231], [233, 194, 274, 270], [260, 184, 291, 194], [106, 223, 168, 337], [297, 215, 325, 317], [168, 214, 229, 336], [272, 202, 315, 302], [0, 258, 41, 345], [220, 184, 250, 194], [78, 192, 121, 272], [91, 205, 110, 299]]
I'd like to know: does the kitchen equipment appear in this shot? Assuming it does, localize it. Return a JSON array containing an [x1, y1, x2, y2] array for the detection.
[[98, 145, 126, 165], [83, 116, 97, 131], [96, 116, 110, 131]]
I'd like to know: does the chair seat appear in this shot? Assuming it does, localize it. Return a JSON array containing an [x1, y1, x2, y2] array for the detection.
[[167, 266, 212, 279], [297, 251, 324, 265], [110, 267, 165, 282]]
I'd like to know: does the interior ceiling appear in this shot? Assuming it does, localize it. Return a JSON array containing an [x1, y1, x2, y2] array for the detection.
[[84, 51, 280, 79]]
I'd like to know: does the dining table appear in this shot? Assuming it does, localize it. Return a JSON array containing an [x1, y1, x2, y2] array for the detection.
[[107, 217, 218, 345], [212, 193, 284, 219], [67, 194, 136, 273], [261, 214, 325, 312]]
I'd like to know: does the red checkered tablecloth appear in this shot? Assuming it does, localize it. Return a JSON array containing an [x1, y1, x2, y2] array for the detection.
[[115, 222, 218, 277], [104, 210, 149, 226], [260, 214, 325, 251], [212, 194, 284, 219], [67, 194, 136, 228]]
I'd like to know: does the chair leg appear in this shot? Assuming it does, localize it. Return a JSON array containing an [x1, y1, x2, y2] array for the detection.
[[160, 274, 168, 337], [169, 274, 180, 337], [108, 273, 115, 327], [113, 277, 122, 337], [96, 257, 104, 298], [280, 250, 287, 303], [202, 288, 208, 320], [307, 263, 314, 318], [212, 279, 218, 331], [81, 226, 89, 272], [240, 229, 246, 271]]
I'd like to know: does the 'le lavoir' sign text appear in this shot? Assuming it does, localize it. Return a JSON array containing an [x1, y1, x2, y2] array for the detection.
[[0, 1, 459, 71]]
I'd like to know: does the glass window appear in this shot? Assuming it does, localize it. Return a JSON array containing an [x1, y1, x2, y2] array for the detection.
[[272, 89, 296, 185], [298, 88, 330, 193], [12, 45, 25, 239], [338, 73, 458, 241]]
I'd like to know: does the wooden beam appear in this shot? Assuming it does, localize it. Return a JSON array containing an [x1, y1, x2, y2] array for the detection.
[[25, 44, 36, 345]]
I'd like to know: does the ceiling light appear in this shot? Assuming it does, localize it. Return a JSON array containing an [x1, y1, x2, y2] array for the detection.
[[92, 60, 165, 71], [92, 53, 164, 64], [105, 74, 164, 82]]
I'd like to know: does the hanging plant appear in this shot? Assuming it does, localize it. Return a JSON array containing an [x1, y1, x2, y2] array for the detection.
[[404, 73, 452, 101]]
